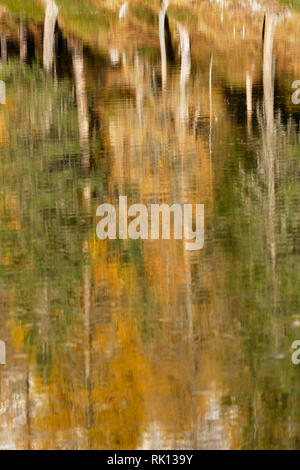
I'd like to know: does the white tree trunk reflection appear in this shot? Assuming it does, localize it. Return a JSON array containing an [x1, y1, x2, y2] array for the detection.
[[71, 41, 90, 170], [263, 13, 277, 134], [1, 31, 7, 64], [43, 0, 58, 73], [20, 23, 27, 62], [178, 24, 191, 127]]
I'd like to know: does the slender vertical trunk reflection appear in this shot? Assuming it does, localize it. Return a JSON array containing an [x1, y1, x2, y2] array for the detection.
[[70, 40, 90, 170], [1, 31, 7, 64], [246, 72, 252, 135], [134, 50, 144, 125], [176, 24, 198, 443], [178, 24, 191, 130], [209, 55, 213, 159], [26, 368, 31, 450], [262, 12, 277, 271], [19, 23, 27, 63], [263, 13, 277, 134], [83, 241, 92, 447], [43, 0, 58, 73], [184, 251, 198, 449], [159, 0, 169, 91], [259, 11, 278, 355], [119, 2, 128, 20]]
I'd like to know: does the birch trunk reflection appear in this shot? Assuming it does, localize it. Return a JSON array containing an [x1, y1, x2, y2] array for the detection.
[[25, 369, 32, 450], [70, 41, 90, 170], [263, 13, 277, 134], [119, 2, 128, 20], [259, 11, 279, 354], [19, 23, 27, 63], [246, 72, 252, 134], [209, 55, 213, 159], [262, 12, 277, 271], [83, 241, 92, 447], [43, 0, 58, 73], [1, 31, 7, 64], [159, 0, 169, 91], [178, 24, 191, 125]]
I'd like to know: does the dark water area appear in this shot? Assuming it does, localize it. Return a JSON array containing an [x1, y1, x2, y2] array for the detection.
[[0, 0, 299, 450]]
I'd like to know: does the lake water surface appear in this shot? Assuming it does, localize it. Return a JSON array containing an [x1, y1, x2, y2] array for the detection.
[[0, 0, 299, 449]]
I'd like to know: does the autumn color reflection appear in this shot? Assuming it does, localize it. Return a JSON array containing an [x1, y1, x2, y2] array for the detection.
[[0, 0, 300, 450]]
